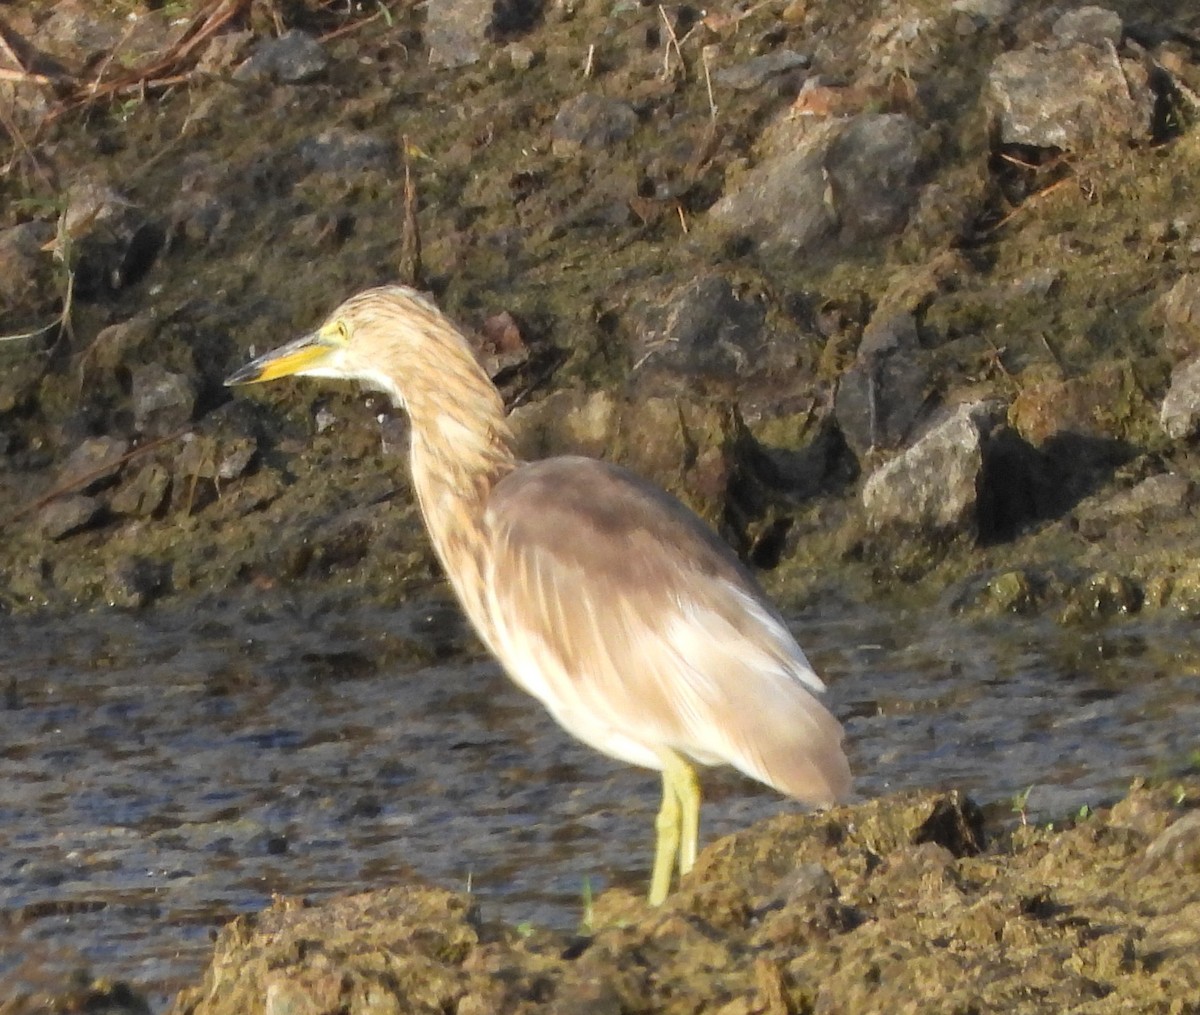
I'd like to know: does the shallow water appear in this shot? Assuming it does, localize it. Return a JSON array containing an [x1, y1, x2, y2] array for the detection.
[[1, 590, 1198, 1009]]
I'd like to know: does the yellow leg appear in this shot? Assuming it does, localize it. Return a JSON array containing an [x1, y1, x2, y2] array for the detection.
[[649, 769, 680, 906], [673, 758, 701, 876], [647, 751, 702, 905]]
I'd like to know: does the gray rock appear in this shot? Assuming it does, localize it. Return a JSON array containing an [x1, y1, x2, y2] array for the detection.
[[426, 0, 494, 68], [105, 556, 169, 609], [713, 50, 809, 92], [39, 494, 102, 540], [708, 122, 837, 254], [217, 437, 258, 481], [950, 0, 1014, 24], [504, 42, 536, 71], [862, 401, 1007, 535], [37, 5, 171, 62], [551, 93, 638, 154], [629, 275, 768, 384], [297, 130, 393, 174], [708, 114, 923, 255], [1142, 811, 1200, 873], [56, 436, 129, 493], [132, 364, 196, 437], [1160, 357, 1200, 439], [987, 41, 1152, 150], [826, 114, 925, 242], [1052, 6, 1122, 48], [834, 311, 931, 455], [196, 29, 254, 74], [1075, 473, 1195, 539], [233, 30, 328, 83], [0, 221, 55, 306], [1160, 273, 1200, 337], [110, 462, 172, 518]]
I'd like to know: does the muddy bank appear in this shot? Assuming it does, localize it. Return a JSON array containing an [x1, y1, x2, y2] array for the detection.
[[0, 0, 1199, 615], [142, 778, 1200, 1014]]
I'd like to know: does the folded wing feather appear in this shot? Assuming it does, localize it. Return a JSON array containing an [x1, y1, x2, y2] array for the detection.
[[482, 456, 851, 804]]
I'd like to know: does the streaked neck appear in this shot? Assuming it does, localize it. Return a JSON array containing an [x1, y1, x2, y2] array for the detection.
[[404, 356, 517, 626]]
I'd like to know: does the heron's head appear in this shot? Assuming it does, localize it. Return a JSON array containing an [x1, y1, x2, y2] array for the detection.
[[225, 285, 476, 411]]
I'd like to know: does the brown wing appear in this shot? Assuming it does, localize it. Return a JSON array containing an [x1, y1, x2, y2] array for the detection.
[[482, 456, 850, 804]]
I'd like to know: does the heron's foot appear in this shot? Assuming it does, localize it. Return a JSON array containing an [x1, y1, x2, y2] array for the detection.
[[647, 752, 702, 905]]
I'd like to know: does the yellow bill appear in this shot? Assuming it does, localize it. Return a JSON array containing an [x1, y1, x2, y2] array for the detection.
[[224, 332, 335, 386]]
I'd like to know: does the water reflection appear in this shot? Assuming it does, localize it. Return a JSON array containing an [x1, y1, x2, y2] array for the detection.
[[1, 591, 1197, 1007]]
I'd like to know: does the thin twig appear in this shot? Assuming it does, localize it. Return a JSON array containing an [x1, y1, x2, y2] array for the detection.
[[0, 319, 60, 344], [985, 177, 1073, 233], [701, 45, 716, 121], [658, 5, 684, 80], [400, 135, 423, 289], [0, 67, 61, 86], [318, 5, 388, 43]]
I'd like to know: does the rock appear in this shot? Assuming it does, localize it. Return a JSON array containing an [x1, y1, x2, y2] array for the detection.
[[510, 390, 732, 524], [709, 119, 835, 253], [1162, 274, 1200, 327], [0, 221, 55, 307], [708, 114, 924, 256], [833, 310, 931, 455], [1052, 6, 1123, 48], [1009, 362, 1137, 446], [105, 555, 169, 609], [62, 180, 163, 297], [950, 0, 1014, 25], [0, 20, 69, 125], [77, 313, 159, 382], [425, 0, 542, 68], [1142, 811, 1200, 873], [986, 35, 1153, 151], [862, 400, 1006, 536], [233, 30, 328, 83], [510, 388, 617, 460], [713, 50, 809, 92], [38, 494, 102, 539], [131, 364, 196, 437], [503, 42, 536, 71], [217, 438, 258, 482], [1065, 570, 1142, 619], [426, 0, 494, 68], [1160, 356, 1200, 439], [551, 93, 638, 154], [36, 3, 171, 63], [56, 435, 129, 492], [628, 274, 769, 387], [826, 114, 926, 242], [110, 462, 172, 517], [297, 130, 393, 174], [1075, 473, 1195, 539], [196, 29, 254, 73], [1160, 274, 1200, 357], [983, 569, 1037, 614]]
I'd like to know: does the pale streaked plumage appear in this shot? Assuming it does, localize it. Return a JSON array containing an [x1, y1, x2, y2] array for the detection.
[[226, 284, 851, 905]]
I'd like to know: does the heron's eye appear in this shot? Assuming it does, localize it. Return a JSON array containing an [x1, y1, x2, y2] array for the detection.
[[323, 319, 351, 343]]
